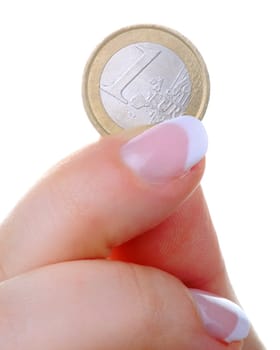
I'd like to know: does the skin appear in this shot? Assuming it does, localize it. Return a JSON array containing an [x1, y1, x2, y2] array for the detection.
[[0, 133, 265, 349]]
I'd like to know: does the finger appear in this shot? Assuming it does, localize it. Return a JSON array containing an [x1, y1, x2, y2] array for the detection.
[[0, 116, 207, 280], [111, 183, 261, 348], [0, 260, 248, 349], [110, 155, 259, 347], [111, 186, 232, 297]]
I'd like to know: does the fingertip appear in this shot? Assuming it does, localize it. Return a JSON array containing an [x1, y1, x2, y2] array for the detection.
[[189, 289, 250, 344], [120, 116, 208, 184]]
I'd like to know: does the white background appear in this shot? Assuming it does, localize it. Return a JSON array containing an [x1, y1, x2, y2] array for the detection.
[[0, 1, 279, 348]]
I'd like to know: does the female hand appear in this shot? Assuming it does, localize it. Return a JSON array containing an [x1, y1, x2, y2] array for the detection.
[[0, 116, 264, 349]]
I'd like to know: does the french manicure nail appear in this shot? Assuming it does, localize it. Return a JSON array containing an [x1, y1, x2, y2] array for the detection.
[[189, 289, 250, 343], [121, 116, 208, 183]]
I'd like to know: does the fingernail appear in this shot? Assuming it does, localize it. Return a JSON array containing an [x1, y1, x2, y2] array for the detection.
[[121, 116, 208, 183], [189, 289, 250, 343]]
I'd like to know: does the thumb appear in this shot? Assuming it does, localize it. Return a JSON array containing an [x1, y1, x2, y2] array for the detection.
[[0, 116, 206, 280]]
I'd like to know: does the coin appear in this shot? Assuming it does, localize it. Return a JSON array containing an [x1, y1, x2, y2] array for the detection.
[[82, 24, 210, 135]]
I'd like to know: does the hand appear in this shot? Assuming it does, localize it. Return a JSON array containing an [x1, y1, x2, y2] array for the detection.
[[0, 116, 264, 349]]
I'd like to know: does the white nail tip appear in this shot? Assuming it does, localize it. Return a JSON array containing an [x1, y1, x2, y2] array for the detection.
[[225, 308, 250, 343], [165, 115, 208, 169], [190, 289, 250, 343]]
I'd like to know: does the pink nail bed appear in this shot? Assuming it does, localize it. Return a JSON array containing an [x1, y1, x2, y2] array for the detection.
[[190, 289, 250, 343], [121, 116, 208, 183]]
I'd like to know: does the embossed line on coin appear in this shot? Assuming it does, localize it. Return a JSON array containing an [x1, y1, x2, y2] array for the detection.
[[100, 42, 192, 129]]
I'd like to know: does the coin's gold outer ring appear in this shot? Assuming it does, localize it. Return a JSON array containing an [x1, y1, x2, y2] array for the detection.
[[82, 24, 210, 136]]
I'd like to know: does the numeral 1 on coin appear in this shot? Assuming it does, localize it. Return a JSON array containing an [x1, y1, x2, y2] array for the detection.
[[101, 45, 161, 104]]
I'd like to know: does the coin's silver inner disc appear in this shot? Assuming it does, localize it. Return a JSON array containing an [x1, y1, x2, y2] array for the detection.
[[100, 42, 192, 129]]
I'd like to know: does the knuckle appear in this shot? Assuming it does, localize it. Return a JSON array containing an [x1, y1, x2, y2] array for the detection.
[[108, 262, 188, 349], [124, 264, 168, 343]]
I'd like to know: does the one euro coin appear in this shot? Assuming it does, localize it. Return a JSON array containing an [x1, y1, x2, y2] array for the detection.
[[82, 24, 210, 135]]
